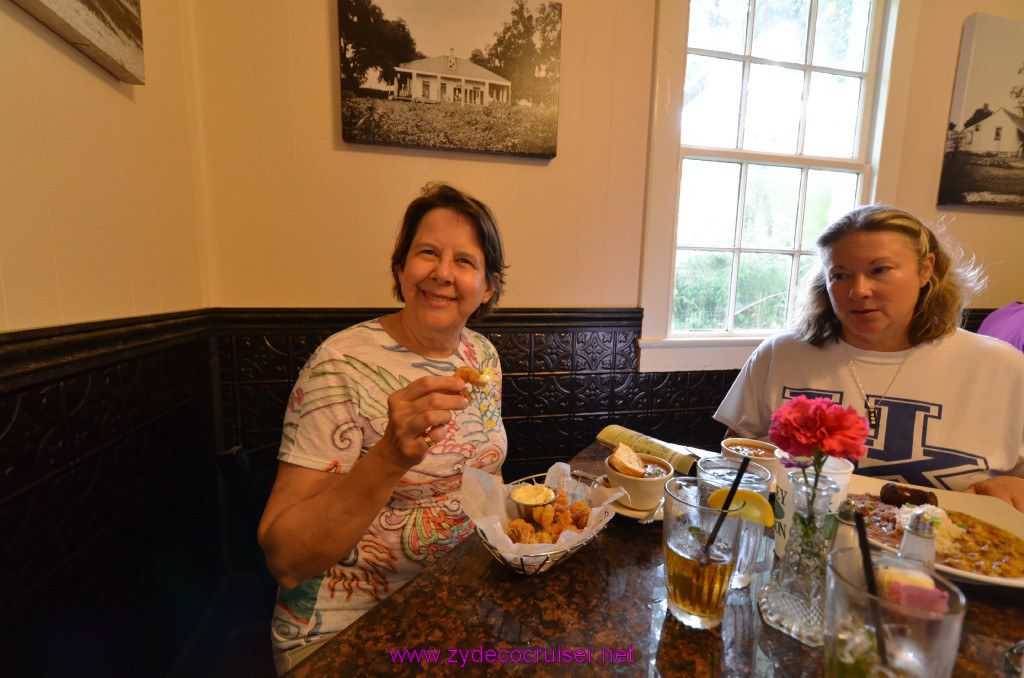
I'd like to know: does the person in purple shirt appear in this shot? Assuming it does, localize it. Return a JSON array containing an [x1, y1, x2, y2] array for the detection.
[[978, 301, 1024, 353]]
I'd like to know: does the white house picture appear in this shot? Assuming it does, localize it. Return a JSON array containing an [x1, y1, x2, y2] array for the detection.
[[957, 107, 1024, 156], [938, 12, 1024, 211], [392, 49, 511, 106], [339, 0, 561, 158]]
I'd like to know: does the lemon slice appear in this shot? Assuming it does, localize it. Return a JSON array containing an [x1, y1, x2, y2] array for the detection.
[[707, 488, 774, 527]]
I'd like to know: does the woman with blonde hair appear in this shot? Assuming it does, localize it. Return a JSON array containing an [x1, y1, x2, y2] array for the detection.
[[715, 205, 1024, 510]]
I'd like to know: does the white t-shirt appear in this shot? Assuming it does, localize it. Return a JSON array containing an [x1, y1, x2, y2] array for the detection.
[[714, 329, 1024, 491], [270, 319, 507, 652]]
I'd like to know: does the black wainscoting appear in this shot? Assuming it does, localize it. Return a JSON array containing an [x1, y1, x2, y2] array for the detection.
[[0, 307, 995, 676], [214, 308, 738, 485], [0, 319, 221, 677]]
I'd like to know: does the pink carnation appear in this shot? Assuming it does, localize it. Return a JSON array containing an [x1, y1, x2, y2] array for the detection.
[[769, 395, 869, 462]]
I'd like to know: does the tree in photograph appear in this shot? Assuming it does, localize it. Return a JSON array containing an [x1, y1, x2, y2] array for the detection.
[[1013, 62, 1024, 116], [535, 2, 562, 106], [471, 0, 561, 106], [339, 0, 421, 91]]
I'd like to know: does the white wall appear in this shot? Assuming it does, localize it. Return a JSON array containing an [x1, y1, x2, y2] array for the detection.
[[0, 0, 206, 332], [0, 0, 1020, 335], [878, 0, 1024, 305]]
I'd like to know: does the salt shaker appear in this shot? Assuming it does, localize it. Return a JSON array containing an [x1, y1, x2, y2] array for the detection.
[[831, 498, 858, 552], [898, 507, 936, 570]]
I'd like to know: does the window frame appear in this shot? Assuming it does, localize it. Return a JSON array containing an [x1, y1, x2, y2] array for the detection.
[[639, 0, 894, 371]]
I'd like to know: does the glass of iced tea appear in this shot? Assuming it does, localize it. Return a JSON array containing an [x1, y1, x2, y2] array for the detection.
[[663, 477, 745, 629], [696, 457, 772, 589]]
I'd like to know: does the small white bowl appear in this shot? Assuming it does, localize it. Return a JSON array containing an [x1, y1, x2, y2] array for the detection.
[[603, 452, 673, 510], [721, 438, 781, 486]]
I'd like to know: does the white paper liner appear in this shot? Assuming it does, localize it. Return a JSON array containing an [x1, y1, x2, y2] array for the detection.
[[463, 463, 626, 559]]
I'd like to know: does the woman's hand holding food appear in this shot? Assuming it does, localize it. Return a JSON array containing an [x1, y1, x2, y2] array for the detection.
[[377, 375, 469, 471], [964, 475, 1024, 512], [259, 375, 469, 588]]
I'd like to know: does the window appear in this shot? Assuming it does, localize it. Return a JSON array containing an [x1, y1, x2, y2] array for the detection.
[[994, 126, 1002, 141], [422, 81, 430, 98], [640, 0, 892, 370]]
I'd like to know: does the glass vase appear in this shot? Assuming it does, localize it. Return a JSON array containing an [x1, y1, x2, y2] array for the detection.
[[758, 470, 839, 647]]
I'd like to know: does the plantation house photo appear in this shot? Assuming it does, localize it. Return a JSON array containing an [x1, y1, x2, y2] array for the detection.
[[339, 0, 561, 158]]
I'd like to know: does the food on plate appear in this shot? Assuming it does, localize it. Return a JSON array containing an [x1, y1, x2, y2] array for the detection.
[[455, 366, 496, 400], [875, 562, 949, 612], [724, 444, 774, 459], [511, 484, 555, 505], [706, 488, 774, 527], [879, 481, 938, 507], [505, 488, 589, 543], [848, 491, 1024, 578]]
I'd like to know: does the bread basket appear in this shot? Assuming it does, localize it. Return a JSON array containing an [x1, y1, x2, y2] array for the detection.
[[475, 470, 612, 575]]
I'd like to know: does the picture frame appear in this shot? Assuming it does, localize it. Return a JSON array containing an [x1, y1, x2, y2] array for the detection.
[[938, 13, 1024, 212], [339, 0, 562, 158], [11, 0, 144, 84]]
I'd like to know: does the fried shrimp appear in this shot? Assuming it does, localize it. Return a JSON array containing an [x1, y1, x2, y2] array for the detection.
[[504, 486, 592, 543], [570, 500, 591, 530], [507, 519, 535, 544], [532, 503, 556, 532], [455, 366, 497, 400]]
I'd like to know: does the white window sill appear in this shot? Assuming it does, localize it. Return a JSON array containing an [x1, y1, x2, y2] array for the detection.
[[638, 335, 766, 372]]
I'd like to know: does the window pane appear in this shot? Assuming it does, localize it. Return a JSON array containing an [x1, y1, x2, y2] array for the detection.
[[687, 0, 749, 53], [797, 253, 818, 287], [673, 250, 733, 331], [813, 0, 871, 71], [682, 56, 743, 147], [679, 159, 740, 247], [742, 164, 801, 248], [735, 252, 790, 330], [801, 169, 859, 248], [752, 0, 810, 64], [803, 72, 861, 157], [743, 64, 803, 153]]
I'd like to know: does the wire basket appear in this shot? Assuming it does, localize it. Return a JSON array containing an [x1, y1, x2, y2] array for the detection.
[[476, 471, 609, 575]]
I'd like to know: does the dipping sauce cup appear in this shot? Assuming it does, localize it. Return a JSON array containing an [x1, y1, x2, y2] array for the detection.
[[825, 548, 966, 678], [663, 477, 745, 629], [696, 457, 771, 589]]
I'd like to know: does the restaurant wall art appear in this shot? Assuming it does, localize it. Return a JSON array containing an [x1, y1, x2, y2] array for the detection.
[[938, 12, 1024, 212], [339, 0, 561, 158], [10, 0, 144, 84]]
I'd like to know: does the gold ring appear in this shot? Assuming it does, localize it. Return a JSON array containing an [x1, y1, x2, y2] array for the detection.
[[423, 434, 434, 448]]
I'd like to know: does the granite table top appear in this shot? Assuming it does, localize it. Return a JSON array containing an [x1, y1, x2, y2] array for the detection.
[[287, 441, 1024, 677]]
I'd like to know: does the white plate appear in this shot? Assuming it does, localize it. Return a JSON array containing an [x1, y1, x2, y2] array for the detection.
[[611, 498, 663, 521], [848, 475, 1024, 588]]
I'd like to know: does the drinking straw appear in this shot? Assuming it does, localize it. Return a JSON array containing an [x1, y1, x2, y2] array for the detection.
[[701, 456, 750, 559], [853, 511, 889, 666]]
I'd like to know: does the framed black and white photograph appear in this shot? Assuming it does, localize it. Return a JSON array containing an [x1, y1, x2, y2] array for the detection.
[[938, 12, 1024, 212], [338, 0, 562, 158], [10, 0, 144, 84]]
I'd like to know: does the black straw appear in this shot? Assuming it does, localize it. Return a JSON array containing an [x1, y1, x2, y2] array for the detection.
[[702, 456, 750, 559], [853, 511, 889, 666]]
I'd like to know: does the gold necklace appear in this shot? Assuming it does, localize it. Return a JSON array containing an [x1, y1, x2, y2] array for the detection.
[[843, 343, 911, 427]]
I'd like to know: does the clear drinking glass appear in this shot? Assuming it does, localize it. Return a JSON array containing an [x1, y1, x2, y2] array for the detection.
[[696, 457, 772, 588], [663, 477, 745, 629], [826, 548, 966, 678]]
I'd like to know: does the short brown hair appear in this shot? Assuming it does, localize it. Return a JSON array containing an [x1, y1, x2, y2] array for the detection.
[[390, 182, 508, 319], [793, 205, 986, 347]]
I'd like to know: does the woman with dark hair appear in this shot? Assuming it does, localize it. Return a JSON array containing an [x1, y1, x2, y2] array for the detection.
[[258, 182, 509, 673], [715, 205, 1024, 510]]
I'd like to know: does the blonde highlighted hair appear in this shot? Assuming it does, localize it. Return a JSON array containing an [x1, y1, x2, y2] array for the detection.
[[793, 205, 986, 347]]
